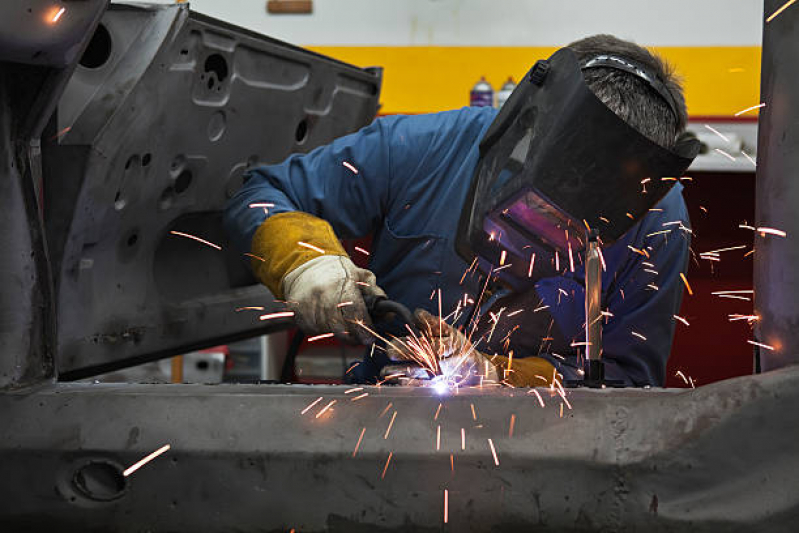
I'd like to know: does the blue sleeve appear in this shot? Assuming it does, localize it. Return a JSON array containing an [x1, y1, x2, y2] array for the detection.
[[223, 117, 394, 254], [223, 108, 492, 254], [537, 188, 691, 386]]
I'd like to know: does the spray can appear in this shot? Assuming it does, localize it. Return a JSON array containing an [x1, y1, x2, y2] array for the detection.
[[496, 77, 516, 108], [469, 76, 494, 107]]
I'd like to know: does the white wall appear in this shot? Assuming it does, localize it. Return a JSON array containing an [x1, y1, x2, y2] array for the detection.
[[151, 0, 764, 47]]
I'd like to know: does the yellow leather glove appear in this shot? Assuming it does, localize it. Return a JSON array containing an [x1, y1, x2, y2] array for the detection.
[[250, 212, 386, 344]]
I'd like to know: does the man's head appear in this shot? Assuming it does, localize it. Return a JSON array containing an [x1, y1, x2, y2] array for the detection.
[[568, 34, 687, 149]]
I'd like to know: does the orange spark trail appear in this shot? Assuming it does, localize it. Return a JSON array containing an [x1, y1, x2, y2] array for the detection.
[[679, 273, 693, 295], [301, 397, 324, 415], [436, 425, 441, 451], [354, 246, 370, 256], [315, 399, 336, 418], [342, 161, 359, 174], [378, 402, 393, 418], [714, 148, 736, 161], [244, 253, 265, 262], [767, 0, 797, 22], [461, 428, 466, 450], [298, 241, 325, 254], [735, 103, 766, 116], [51, 6, 66, 23], [248, 202, 275, 208], [350, 392, 369, 401], [757, 227, 787, 238], [529, 388, 545, 408], [345, 387, 363, 394], [259, 311, 295, 321], [704, 124, 730, 143], [450, 454, 454, 472], [352, 427, 366, 457], [169, 231, 222, 250], [508, 414, 516, 438], [444, 489, 449, 524], [470, 403, 477, 421], [748, 340, 775, 351], [631, 331, 647, 341], [434, 403, 442, 421], [381, 452, 393, 479], [123, 444, 171, 477], [307, 332, 335, 342], [487, 439, 500, 466], [675, 370, 695, 388], [384, 411, 397, 439], [741, 151, 757, 167], [673, 315, 690, 326], [236, 306, 265, 312], [527, 253, 536, 277]]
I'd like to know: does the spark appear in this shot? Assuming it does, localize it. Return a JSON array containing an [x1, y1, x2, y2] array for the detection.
[[679, 273, 693, 295], [499, 250, 507, 266], [675, 370, 695, 388], [599, 216, 610, 223], [508, 414, 516, 438], [555, 251, 560, 271], [123, 444, 171, 477], [48, 126, 71, 141], [712, 289, 753, 295], [714, 148, 736, 162], [244, 252, 265, 262], [352, 427, 366, 457], [307, 332, 334, 342], [345, 387, 363, 394], [533, 304, 550, 313], [487, 439, 500, 466], [646, 230, 671, 238], [436, 425, 441, 451], [673, 315, 690, 326], [767, 0, 797, 22], [301, 396, 324, 415], [381, 452, 393, 479], [741, 151, 757, 167], [236, 306, 265, 312], [350, 392, 369, 401], [704, 124, 730, 143], [434, 403, 442, 420], [461, 428, 466, 450], [729, 314, 759, 322], [354, 246, 370, 256], [384, 411, 397, 439], [378, 402, 393, 418], [50, 6, 66, 23], [748, 340, 775, 351], [169, 231, 222, 250], [717, 294, 751, 301], [259, 311, 295, 321], [734, 102, 766, 117], [470, 403, 477, 421], [560, 404, 564, 418], [507, 309, 524, 318], [529, 388, 545, 408], [336, 301, 354, 308], [444, 489, 449, 524], [568, 242, 575, 272], [528, 253, 536, 277], [342, 161, 359, 174], [315, 399, 337, 418], [646, 283, 659, 291], [628, 245, 650, 258], [450, 454, 454, 472], [298, 241, 325, 254], [704, 245, 747, 254], [739, 224, 756, 231], [597, 247, 607, 271], [631, 331, 647, 341], [248, 202, 274, 208], [757, 227, 787, 238]]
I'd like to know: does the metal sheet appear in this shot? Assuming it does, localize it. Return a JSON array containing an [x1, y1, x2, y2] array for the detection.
[[1, 366, 798, 531], [755, 0, 799, 371], [40, 3, 382, 379]]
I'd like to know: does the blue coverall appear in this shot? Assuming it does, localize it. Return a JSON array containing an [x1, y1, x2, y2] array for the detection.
[[225, 106, 690, 386]]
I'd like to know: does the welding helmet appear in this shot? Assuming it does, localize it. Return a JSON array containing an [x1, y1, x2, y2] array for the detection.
[[455, 48, 700, 291]]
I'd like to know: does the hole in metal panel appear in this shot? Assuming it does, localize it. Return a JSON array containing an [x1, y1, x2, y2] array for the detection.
[[203, 53, 228, 82], [79, 24, 112, 69], [174, 170, 193, 194], [142, 153, 152, 167], [295, 118, 308, 143], [72, 460, 127, 502]]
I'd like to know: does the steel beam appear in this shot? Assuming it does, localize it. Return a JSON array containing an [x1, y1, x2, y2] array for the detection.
[[1, 366, 798, 531]]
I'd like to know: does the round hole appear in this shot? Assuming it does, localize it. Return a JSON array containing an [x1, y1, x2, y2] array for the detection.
[[142, 153, 152, 167], [174, 170, 193, 194], [196, 360, 209, 370], [203, 53, 228, 82], [127, 233, 138, 247], [79, 24, 112, 69], [295, 118, 308, 143], [72, 460, 127, 502]]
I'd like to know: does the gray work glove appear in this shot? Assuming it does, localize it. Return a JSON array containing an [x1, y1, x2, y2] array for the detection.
[[282, 255, 386, 344]]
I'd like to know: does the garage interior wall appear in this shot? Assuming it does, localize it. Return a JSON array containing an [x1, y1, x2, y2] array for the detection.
[[157, 0, 764, 117]]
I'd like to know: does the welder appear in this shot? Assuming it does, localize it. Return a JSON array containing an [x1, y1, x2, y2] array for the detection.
[[224, 35, 699, 387]]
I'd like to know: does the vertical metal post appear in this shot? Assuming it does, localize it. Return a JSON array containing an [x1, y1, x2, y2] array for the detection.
[[584, 230, 604, 387], [755, 0, 799, 371], [260, 332, 289, 381]]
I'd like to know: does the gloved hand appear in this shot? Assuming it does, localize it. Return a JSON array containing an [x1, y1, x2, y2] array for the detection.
[[283, 255, 386, 344], [387, 309, 562, 387], [386, 309, 499, 382], [248, 211, 386, 345]]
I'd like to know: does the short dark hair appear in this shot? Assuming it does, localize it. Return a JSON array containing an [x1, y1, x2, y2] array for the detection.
[[568, 34, 687, 149]]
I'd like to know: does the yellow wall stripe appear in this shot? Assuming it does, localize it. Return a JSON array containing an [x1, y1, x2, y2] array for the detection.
[[308, 46, 762, 118]]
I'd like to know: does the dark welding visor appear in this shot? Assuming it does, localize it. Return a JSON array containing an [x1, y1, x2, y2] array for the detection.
[[455, 47, 700, 290]]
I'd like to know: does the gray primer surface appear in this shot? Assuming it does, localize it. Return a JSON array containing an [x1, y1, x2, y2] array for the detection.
[[1, 365, 798, 531]]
